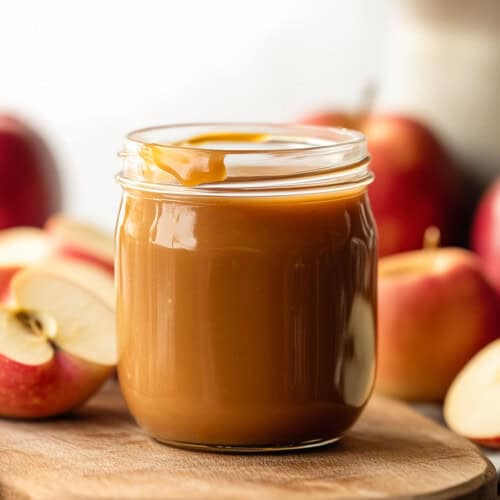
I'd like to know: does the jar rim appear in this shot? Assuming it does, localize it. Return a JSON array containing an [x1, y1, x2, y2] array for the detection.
[[117, 122, 372, 197], [124, 122, 366, 154]]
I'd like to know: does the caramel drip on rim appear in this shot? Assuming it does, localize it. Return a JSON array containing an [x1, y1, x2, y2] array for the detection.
[[139, 132, 271, 187], [178, 132, 270, 146]]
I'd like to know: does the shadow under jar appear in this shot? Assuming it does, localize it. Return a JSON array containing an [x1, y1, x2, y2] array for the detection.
[[115, 123, 377, 452]]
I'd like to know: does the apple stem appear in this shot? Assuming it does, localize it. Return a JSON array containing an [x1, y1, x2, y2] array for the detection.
[[423, 226, 441, 250]]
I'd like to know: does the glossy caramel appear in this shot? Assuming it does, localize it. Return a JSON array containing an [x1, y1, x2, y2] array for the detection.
[[116, 187, 377, 447], [139, 132, 271, 186]]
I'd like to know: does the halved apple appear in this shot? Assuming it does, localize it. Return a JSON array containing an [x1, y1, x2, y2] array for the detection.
[[444, 339, 500, 448], [45, 214, 114, 274], [0, 265, 116, 418], [0, 227, 53, 301]]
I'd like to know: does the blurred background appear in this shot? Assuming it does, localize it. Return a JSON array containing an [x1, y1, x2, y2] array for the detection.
[[3, 0, 500, 231], [0, 0, 394, 228]]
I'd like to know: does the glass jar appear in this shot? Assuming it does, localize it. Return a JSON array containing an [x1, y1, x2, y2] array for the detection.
[[116, 123, 377, 452]]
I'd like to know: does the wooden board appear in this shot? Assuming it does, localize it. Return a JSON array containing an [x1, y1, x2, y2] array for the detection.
[[0, 382, 495, 500]]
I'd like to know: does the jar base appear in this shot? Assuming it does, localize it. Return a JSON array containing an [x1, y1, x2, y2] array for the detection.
[[152, 435, 342, 454]]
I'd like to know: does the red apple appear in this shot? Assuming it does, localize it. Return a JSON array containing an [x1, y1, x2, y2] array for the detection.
[[0, 261, 116, 418], [298, 112, 462, 256], [471, 178, 500, 294], [444, 339, 500, 448], [376, 245, 500, 401], [0, 114, 61, 229], [45, 214, 114, 274]]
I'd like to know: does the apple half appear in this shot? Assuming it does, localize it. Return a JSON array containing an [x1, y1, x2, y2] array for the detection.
[[0, 227, 53, 302], [0, 265, 116, 418], [45, 214, 114, 274], [444, 339, 500, 448]]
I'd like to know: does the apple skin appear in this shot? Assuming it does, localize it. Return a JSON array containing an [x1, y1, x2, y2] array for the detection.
[[44, 216, 114, 275], [0, 349, 113, 418], [298, 112, 462, 256], [363, 115, 460, 256], [470, 436, 500, 449], [471, 178, 500, 294], [0, 114, 61, 230], [0, 268, 17, 303], [52, 246, 114, 275], [376, 249, 500, 402]]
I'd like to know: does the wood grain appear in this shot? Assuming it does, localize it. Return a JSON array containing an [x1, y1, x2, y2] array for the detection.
[[0, 382, 495, 499]]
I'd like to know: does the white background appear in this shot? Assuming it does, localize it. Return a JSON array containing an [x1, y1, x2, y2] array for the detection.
[[0, 0, 396, 230]]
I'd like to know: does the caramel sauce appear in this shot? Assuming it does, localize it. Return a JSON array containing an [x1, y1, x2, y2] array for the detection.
[[179, 131, 270, 146], [116, 189, 377, 447], [139, 132, 271, 187]]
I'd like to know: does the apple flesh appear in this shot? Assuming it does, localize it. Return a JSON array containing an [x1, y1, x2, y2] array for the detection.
[[298, 112, 462, 256], [0, 114, 61, 229], [376, 247, 500, 401], [45, 214, 114, 274], [35, 257, 115, 309], [0, 228, 53, 302], [0, 265, 116, 418], [471, 178, 500, 294], [444, 339, 500, 448]]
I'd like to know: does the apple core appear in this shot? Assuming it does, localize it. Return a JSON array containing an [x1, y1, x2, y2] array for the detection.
[[13, 309, 58, 342]]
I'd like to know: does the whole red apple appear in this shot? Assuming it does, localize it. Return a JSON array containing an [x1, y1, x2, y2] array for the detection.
[[377, 246, 500, 401], [298, 111, 462, 256], [471, 178, 500, 294], [0, 114, 61, 229]]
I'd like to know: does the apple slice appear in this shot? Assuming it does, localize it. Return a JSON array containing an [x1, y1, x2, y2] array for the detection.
[[45, 214, 114, 274], [0, 266, 116, 418], [0, 227, 53, 301], [444, 339, 500, 448]]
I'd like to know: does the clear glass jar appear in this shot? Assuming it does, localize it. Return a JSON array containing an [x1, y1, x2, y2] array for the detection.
[[116, 123, 377, 452]]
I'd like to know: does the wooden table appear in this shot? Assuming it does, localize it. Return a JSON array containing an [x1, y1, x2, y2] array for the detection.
[[0, 382, 495, 499]]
